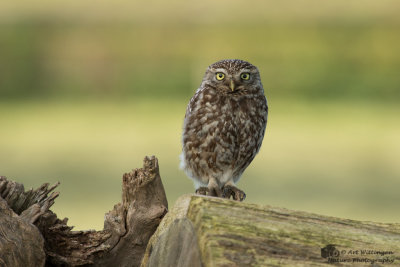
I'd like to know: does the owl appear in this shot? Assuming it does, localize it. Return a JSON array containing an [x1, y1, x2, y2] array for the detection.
[[180, 59, 268, 201]]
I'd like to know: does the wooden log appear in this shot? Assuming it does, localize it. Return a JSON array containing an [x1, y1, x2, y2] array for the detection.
[[0, 197, 46, 266], [0, 156, 168, 267], [142, 194, 400, 267], [0, 175, 60, 266], [4, 156, 399, 266], [92, 156, 168, 266]]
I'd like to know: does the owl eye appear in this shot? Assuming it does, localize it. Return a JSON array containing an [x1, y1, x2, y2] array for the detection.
[[240, 73, 250, 80], [216, 73, 225, 81]]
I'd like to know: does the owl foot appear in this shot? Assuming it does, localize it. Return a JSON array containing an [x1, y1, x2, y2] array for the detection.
[[195, 187, 209, 196], [222, 185, 246, 201], [195, 186, 222, 197]]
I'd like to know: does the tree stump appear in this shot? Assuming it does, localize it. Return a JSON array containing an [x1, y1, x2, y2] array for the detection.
[[0, 156, 168, 267]]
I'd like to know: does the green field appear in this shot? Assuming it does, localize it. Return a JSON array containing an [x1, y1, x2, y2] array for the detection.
[[1, 99, 399, 230], [1, 1, 400, 101]]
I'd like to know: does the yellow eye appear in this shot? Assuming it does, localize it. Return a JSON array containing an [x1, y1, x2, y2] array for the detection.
[[240, 73, 250, 80], [216, 73, 225, 80]]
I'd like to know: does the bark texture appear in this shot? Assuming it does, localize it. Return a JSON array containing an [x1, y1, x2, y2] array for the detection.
[[0, 156, 168, 267], [0, 197, 46, 267], [3, 157, 400, 266], [142, 194, 400, 267]]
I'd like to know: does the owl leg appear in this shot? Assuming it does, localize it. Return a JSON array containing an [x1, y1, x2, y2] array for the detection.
[[195, 177, 222, 197], [222, 181, 246, 201]]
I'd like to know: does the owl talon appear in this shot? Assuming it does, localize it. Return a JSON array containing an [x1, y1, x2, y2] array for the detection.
[[223, 185, 246, 202], [195, 187, 209, 196], [195, 186, 222, 197]]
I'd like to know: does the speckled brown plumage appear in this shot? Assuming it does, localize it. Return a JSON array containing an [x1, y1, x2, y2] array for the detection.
[[180, 59, 268, 201]]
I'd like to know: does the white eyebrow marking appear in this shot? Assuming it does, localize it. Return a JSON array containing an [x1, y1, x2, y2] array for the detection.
[[213, 68, 228, 74]]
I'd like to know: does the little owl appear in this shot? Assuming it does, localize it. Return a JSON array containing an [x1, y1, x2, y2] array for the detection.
[[180, 59, 268, 201]]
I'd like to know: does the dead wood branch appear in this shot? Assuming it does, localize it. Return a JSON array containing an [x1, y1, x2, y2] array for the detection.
[[0, 156, 168, 267]]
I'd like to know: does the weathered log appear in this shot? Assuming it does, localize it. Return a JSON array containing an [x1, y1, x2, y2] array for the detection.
[[0, 175, 59, 266], [0, 156, 168, 267], [0, 197, 46, 266], [92, 156, 168, 266], [4, 156, 400, 266], [142, 194, 400, 267]]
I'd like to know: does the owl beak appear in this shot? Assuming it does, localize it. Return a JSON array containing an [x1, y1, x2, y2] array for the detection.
[[230, 80, 235, 91]]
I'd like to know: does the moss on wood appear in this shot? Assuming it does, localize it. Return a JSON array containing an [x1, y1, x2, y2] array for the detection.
[[142, 195, 400, 267]]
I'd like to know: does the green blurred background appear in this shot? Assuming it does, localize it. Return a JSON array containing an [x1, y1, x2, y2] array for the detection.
[[1, 0, 399, 230]]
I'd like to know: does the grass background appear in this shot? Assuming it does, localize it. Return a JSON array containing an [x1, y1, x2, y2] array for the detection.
[[0, 0, 399, 230]]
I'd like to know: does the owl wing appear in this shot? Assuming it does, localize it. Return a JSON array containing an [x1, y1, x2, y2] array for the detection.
[[184, 87, 202, 119]]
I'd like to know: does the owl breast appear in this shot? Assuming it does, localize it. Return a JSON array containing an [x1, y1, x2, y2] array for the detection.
[[181, 85, 268, 187]]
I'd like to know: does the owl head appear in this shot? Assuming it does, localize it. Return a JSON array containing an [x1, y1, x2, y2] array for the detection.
[[202, 59, 263, 95]]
